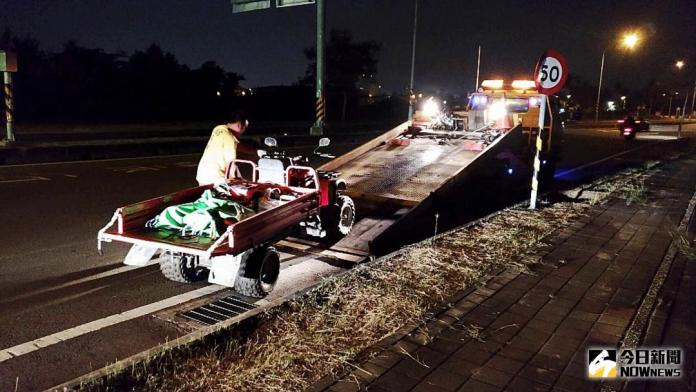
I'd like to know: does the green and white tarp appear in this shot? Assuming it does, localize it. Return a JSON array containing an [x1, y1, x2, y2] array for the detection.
[[146, 190, 254, 239]]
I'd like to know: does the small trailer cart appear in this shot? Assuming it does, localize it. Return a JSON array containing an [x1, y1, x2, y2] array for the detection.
[[98, 138, 355, 297]]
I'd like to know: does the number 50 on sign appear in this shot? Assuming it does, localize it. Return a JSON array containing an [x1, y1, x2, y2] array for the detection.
[[534, 49, 568, 95]]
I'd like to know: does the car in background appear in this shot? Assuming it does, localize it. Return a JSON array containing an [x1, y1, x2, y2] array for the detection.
[[617, 116, 650, 133]]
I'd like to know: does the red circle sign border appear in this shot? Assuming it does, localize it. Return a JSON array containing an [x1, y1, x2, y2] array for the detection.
[[534, 49, 568, 96]]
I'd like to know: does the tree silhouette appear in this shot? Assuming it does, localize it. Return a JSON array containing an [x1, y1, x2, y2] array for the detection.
[[302, 29, 380, 94], [0, 29, 247, 122]]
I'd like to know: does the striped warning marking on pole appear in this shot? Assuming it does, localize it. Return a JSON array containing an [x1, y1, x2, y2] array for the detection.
[[530, 143, 541, 207], [316, 94, 325, 123], [4, 82, 13, 123], [529, 95, 547, 209]]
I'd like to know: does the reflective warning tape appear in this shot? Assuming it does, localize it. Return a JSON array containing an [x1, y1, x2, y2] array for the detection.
[[4, 83, 13, 122], [530, 133, 542, 208], [316, 95, 325, 122], [531, 154, 540, 192]]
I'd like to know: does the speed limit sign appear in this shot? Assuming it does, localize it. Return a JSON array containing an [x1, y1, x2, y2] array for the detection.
[[534, 49, 568, 95]]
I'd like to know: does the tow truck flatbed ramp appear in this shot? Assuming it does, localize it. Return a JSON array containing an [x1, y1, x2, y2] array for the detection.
[[320, 121, 528, 258]]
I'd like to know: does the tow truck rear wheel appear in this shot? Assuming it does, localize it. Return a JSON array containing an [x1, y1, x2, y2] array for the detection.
[[234, 246, 280, 298], [159, 252, 207, 283], [321, 195, 355, 240]]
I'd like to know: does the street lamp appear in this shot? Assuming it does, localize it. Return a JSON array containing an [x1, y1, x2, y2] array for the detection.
[[676, 60, 685, 69], [622, 32, 640, 49], [594, 31, 642, 122]]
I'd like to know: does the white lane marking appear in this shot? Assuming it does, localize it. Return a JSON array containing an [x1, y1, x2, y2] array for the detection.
[[63, 174, 78, 178], [174, 161, 198, 168], [0, 284, 225, 363], [116, 166, 160, 174], [637, 134, 678, 141], [0, 153, 200, 169], [0, 262, 159, 304], [554, 145, 646, 178], [0, 175, 51, 184], [40, 285, 111, 309]]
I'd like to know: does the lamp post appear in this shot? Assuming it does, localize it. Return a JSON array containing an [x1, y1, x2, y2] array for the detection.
[[594, 32, 641, 122], [668, 92, 676, 116], [407, 0, 418, 121], [674, 60, 695, 119], [594, 49, 606, 122]]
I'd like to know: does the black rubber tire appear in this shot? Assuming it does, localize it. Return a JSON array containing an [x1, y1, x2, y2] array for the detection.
[[321, 195, 356, 240], [234, 246, 280, 298], [159, 253, 207, 283]]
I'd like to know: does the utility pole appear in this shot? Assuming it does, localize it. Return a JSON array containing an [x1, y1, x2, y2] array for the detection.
[[594, 50, 606, 122], [691, 81, 696, 118], [0, 51, 17, 144], [407, 0, 418, 121], [668, 93, 674, 117], [475, 45, 481, 91], [310, 0, 326, 135], [678, 91, 688, 139]]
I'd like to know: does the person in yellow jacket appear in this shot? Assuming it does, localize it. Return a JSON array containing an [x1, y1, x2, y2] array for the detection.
[[196, 111, 250, 186]]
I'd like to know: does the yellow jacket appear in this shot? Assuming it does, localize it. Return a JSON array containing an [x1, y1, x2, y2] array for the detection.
[[196, 125, 239, 185]]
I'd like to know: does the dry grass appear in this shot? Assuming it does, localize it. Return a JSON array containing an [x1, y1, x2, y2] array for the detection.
[[582, 161, 658, 206], [675, 229, 696, 261], [85, 164, 660, 392]]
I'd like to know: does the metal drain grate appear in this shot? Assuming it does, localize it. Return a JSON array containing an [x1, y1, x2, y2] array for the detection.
[[180, 295, 257, 325]]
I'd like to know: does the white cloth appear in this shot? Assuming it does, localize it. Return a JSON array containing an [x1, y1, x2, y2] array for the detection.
[[196, 125, 239, 186]]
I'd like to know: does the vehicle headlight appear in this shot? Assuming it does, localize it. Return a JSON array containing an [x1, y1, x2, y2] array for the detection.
[[422, 98, 440, 117], [488, 101, 507, 121]]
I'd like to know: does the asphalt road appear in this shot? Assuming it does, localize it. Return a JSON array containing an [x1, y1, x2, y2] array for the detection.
[[0, 123, 693, 391]]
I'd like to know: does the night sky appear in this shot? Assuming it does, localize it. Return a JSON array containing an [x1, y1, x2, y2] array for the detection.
[[2, 0, 695, 94]]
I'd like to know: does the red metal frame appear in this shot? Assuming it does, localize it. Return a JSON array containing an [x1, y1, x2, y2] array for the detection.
[[225, 159, 257, 182], [100, 163, 324, 258]]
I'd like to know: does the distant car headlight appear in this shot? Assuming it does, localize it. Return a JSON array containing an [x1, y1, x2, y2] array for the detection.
[[422, 98, 440, 117]]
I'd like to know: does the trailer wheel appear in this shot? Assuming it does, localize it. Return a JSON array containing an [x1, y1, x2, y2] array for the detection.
[[321, 195, 355, 239], [159, 253, 207, 283], [234, 246, 280, 298]]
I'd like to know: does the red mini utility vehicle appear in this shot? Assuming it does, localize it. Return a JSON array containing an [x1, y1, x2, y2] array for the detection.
[[98, 137, 355, 297]]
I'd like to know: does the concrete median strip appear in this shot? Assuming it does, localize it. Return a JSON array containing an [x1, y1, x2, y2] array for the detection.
[[0, 285, 224, 363]]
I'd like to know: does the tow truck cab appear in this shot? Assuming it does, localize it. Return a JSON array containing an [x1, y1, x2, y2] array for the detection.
[[465, 79, 564, 185]]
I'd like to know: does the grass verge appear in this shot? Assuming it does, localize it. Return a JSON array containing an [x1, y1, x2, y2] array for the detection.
[[83, 162, 660, 392]]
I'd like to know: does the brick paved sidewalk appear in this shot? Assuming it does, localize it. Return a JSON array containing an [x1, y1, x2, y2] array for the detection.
[[312, 156, 696, 392]]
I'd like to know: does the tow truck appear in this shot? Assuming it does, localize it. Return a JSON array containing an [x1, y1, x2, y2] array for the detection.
[[97, 79, 562, 298]]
